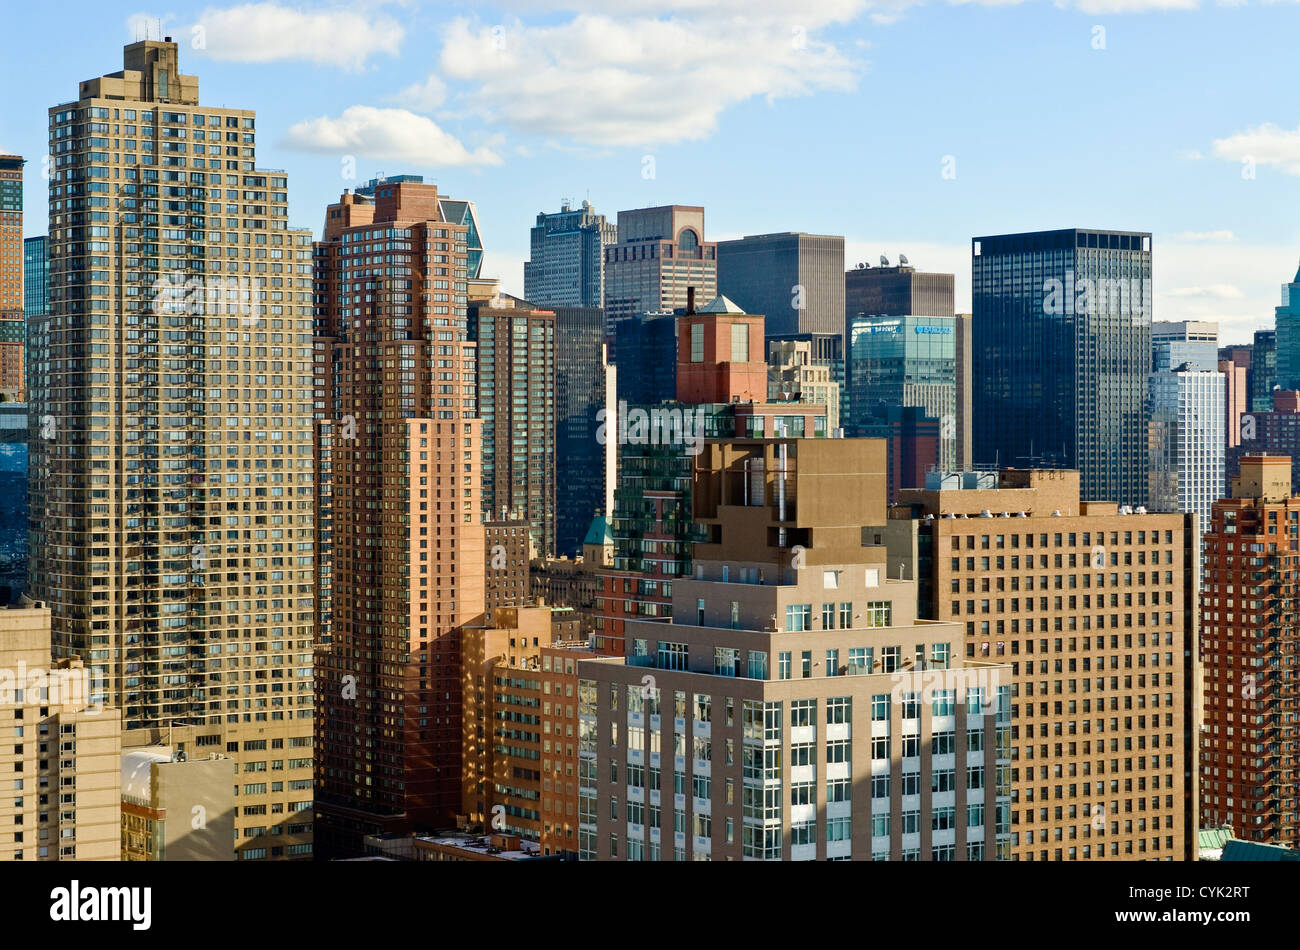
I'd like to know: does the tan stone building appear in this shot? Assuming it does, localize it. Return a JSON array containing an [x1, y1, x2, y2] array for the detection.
[[0, 601, 122, 861], [29, 38, 317, 860], [581, 437, 1012, 860], [121, 740, 236, 860], [890, 468, 1199, 860], [767, 338, 840, 434]]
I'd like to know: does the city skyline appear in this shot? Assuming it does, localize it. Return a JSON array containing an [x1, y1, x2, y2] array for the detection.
[[1, 3, 1300, 344]]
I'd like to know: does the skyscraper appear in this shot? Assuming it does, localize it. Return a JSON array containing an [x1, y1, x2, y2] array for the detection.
[[30, 39, 316, 860], [1201, 455, 1300, 847], [553, 305, 615, 556], [891, 468, 1198, 861], [603, 206, 716, 331], [716, 232, 845, 338], [0, 156, 24, 400], [23, 236, 48, 318], [1251, 329, 1277, 412], [847, 314, 960, 491], [845, 261, 954, 336], [524, 200, 616, 309], [1148, 367, 1225, 531], [1152, 320, 1218, 372], [1149, 321, 1225, 529], [312, 180, 483, 856], [972, 229, 1153, 507], [1274, 264, 1300, 391], [468, 281, 557, 557]]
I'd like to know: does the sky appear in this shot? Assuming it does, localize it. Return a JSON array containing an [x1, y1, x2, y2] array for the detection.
[[3, 0, 1300, 344]]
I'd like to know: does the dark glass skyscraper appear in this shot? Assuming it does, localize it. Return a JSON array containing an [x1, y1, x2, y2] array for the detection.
[[554, 305, 613, 556], [1252, 329, 1278, 412], [23, 236, 47, 317], [1274, 265, 1300, 391], [972, 228, 1152, 506]]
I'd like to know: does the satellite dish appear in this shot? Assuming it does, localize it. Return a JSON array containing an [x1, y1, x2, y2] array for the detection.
[[899, 253, 909, 265], [880, 255, 890, 266]]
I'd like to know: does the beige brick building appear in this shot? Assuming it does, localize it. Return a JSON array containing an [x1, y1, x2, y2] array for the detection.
[[0, 601, 122, 861], [890, 469, 1199, 860], [29, 38, 317, 860]]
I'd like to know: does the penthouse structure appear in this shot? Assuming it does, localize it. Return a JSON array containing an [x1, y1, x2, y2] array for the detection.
[[579, 437, 1012, 860]]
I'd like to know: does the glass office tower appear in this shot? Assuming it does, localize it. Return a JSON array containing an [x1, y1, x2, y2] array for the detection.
[[972, 228, 1152, 506], [847, 314, 958, 471]]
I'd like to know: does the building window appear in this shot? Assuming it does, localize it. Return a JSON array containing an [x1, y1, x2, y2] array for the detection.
[[731, 322, 749, 362], [690, 323, 703, 362]]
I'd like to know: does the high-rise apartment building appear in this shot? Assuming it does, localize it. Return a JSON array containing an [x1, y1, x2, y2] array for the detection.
[[972, 229, 1153, 507], [890, 468, 1198, 860], [29, 39, 317, 860], [461, 605, 595, 853], [554, 305, 614, 556], [1275, 264, 1300, 391], [353, 174, 485, 280], [1251, 330, 1277, 412], [1228, 390, 1300, 496], [468, 281, 557, 557], [485, 519, 532, 610], [716, 232, 845, 338], [312, 179, 483, 857], [603, 206, 716, 331], [0, 156, 24, 399], [524, 200, 616, 309], [579, 437, 1013, 861], [1148, 368, 1225, 532], [1220, 359, 1248, 450], [0, 600, 122, 861], [1200, 455, 1300, 847]]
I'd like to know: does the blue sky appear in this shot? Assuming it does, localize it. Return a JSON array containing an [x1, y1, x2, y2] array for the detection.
[[3, 0, 1300, 343]]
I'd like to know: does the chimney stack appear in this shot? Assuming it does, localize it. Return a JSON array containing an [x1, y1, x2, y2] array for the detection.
[[686, 286, 695, 315]]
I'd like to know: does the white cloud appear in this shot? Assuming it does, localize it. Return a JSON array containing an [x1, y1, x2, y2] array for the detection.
[[1213, 122, 1300, 175], [282, 106, 502, 166], [142, 3, 405, 69], [393, 74, 447, 112], [1177, 229, 1235, 241], [1166, 283, 1245, 298], [434, 12, 862, 147], [1062, 0, 1198, 12]]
